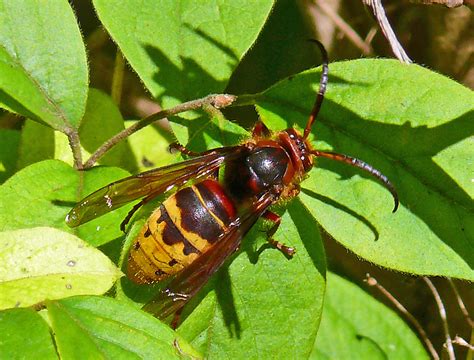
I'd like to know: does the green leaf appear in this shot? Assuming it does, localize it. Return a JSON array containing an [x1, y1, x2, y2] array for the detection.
[[16, 120, 55, 170], [47, 296, 201, 359], [92, 0, 273, 110], [312, 273, 429, 359], [0, 160, 132, 246], [0, 227, 122, 310], [227, 0, 321, 95], [118, 199, 325, 358], [0, 308, 57, 360], [256, 59, 474, 280], [0, 0, 88, 131], [79, 88, 137, 172], [17, 120, 75, 168], [125, 120, 176, 172], [172, 113, 249, 150], [0, 129, 20, 183], [17, 89, 137, 172]]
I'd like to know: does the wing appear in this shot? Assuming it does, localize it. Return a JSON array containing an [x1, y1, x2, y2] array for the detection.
[[142, 191, 275, 322], [66, 146, 244, 227]]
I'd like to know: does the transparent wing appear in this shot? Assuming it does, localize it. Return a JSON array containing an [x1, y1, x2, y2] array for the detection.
[[142, 192, 275, 321], [66, 146, 243, 227]]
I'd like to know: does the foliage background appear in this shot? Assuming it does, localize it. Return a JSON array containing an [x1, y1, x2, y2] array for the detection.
[[0, 0, 472, 358]]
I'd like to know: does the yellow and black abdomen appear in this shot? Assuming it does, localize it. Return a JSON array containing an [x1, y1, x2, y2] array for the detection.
[[127, 179, 236, 284]]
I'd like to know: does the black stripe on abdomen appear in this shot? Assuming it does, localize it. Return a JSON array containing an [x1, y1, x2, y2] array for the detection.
[[157, 205, 200, 255], [175, 186, 224, 243]]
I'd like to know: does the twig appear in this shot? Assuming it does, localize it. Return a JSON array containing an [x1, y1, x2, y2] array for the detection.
[[448, 278, 474, 329], [362, 0, 413, 63], [316, 0, 373, 55], [66, 129, 83, 170], [365, 274, 440, 359], [409, 0, 471, 8], [423, 277, 455, 360], [83, 94, 237, 169], [364, 27, 378, 47], [452, 335, 474, 350], [111, 50, 125, 106]]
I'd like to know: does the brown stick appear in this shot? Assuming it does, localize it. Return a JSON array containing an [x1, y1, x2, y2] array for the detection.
[[365, 274, 440, 359], [447, 278, 474, 328], [316, 0, 373, 55], [362, 0, 412, 63], [66, 129, 83, 170], [423, 277, 455, 360], [83, 94, 236, 169]]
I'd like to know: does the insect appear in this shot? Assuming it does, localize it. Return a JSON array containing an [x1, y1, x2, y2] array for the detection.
[[66, 40, 398, 327]]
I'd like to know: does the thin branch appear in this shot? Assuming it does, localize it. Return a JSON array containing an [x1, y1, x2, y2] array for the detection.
[[409, 0, 471, 8], [111, 50, 125, 106], [316, 0, 373, 55], [447, 278, 474, 329], [364, 27, 378, 47], [66, 129, 83, 170], [83, 94, 236, 169], [452, 335, 474, 350], [423, 277, 455, 360], [365, 274, 440, 359], [362, 0, 413, 63]]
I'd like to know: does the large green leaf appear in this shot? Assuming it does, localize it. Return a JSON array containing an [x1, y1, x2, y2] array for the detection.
[[256, 59, 473, 280], [0, 160, 132, 246], [227, 0, 320, 95], [0, 227, 122, 310], [0, 0, 88, 131], [92, 0, 273, 111], [47, 296, 200, 359], [0, 308, 57, 359], [312, 273, 429, 359]]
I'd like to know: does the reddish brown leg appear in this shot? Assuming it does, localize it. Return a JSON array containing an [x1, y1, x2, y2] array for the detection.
[[169, 142, 227, 158], [252, 120, 271, 137], [169, 142, 220, 179], [263, 211, 295, 257], [170, 308, 183, 330], [169, 143, 201, 157]]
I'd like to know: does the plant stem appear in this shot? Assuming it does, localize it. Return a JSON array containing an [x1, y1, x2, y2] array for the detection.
[[83, 94, 236, 169], [66, 129, 83, 170], [423, 277, 455, 360], [447, 278, 474, 328], [316, 0, 373, 55], [365, 274, 439, 359], [362, 0, 412, 63]]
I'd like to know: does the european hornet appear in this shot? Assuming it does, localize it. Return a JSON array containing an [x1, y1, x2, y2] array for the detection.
[[66, 41, 398, 326]]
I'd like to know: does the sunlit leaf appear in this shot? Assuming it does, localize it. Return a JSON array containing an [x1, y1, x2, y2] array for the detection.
[[0, 227, 122, 310]]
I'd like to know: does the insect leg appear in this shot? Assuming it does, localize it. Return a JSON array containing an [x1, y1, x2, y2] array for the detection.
[[169, 143, 232, 158], [169, 143, 201, 157], [252, 120, 271, 137], [120, 193, 159, 232], [263, 211, 295, 257], [170, 308, 183, 330]]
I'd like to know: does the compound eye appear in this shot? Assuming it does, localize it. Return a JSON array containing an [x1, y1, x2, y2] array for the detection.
[[302, 154, 313, 171]]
